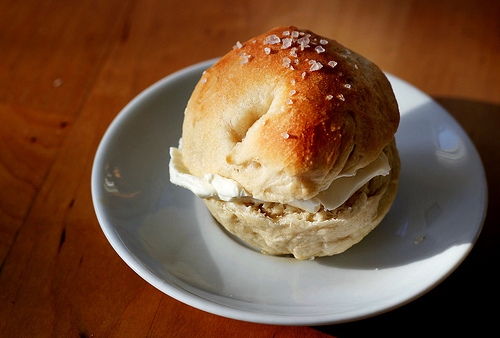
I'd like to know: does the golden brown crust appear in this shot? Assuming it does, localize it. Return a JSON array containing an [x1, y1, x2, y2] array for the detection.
[[181, 26, 399, 202]]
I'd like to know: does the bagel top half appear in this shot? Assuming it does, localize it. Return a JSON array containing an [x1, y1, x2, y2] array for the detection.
[[180, 26, 399, 204]]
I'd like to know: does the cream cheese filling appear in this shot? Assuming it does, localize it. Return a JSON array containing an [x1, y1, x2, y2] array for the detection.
[[169, 139, 390, 213]]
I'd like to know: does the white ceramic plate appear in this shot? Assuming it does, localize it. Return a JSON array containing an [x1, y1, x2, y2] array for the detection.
[[91, 59, 487, 325]]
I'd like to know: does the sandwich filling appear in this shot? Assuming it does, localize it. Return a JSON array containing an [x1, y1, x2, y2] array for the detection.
[[169, 138, 390, 213]]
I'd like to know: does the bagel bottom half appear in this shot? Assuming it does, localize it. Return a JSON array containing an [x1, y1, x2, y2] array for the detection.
[[203, 140, 400, 260]]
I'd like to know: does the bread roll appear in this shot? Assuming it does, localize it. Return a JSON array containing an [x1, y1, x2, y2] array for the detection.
[[171, 26, 400, 259]]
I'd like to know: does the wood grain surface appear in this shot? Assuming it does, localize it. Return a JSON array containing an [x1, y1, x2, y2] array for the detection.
[[1, 0, 499, 336]]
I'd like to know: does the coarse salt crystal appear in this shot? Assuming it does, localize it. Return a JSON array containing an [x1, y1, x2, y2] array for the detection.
[[315, 46, 325, 53], [337, 94, 345, 101], [283, 31, 290, 36], [265, 34, 281, 45], [326, 94, 333, 100], [309, 60, 323, 71], [291, 31, 299, 38], [302, 72, 306, 79], [282, 57, 291, 67], [413, 235, 425, 245], [200, 78, 207, 84], [298, 36, 310, 50], [289, 47, 297, 57], [319, 39, 328, 45], [291, 79, 296, 85], [264, 47, 271, 54], [282, 37, 293, 49], [281, 132, 290, 138], [344, 83, 352, 89], [354, 64, 359, 69], [233, 41, 243, 49], [328, 61, 338, 68], [52, 78, 63, 87], [289, 90, 296, 95], [239, 53, 251, 64]]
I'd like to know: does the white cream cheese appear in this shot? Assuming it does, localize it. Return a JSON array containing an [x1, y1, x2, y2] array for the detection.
[[310, 151, 391, 211], [169, 146, 252, 202], [169, 139, 390, 212]]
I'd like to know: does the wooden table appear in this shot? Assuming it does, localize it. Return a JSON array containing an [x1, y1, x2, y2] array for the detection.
[[1, 0, 499, 336]]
